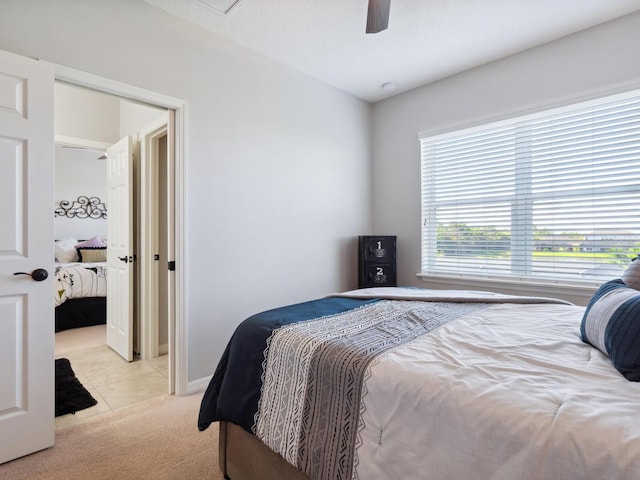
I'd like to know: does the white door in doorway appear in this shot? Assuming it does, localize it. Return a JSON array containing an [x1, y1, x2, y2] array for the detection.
[[0, 49, 55, 463], [106, 136, 134, 362]]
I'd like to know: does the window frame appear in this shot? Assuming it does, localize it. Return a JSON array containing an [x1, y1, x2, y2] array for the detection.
[[418, 86, 640, 290]]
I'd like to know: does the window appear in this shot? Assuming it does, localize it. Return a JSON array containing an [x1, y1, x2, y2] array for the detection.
[[420, 89, 640, 285]]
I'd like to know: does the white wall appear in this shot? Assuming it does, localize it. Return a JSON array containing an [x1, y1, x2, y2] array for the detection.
[[119, 99, 166, 139], [55, 82, 120, 144], [0, 0, 372, 382], [54, 146, 108, 240], [371, 11, 640, 305]]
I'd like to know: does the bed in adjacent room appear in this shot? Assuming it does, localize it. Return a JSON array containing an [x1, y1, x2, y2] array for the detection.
[[198, 272, 640, 479], [54, 236, 108, 333]]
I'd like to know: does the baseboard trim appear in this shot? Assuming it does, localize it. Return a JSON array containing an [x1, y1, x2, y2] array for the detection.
[[186, 375, 212, 395]]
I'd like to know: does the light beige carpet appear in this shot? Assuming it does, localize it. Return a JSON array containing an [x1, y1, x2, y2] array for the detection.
[[0, 393, 223, 480]]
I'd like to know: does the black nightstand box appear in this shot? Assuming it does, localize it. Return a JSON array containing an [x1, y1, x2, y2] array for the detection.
[[358, 235, 397, 288]]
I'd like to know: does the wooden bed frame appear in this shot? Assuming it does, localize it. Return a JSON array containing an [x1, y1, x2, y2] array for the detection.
[[219, 422, 310, 480]]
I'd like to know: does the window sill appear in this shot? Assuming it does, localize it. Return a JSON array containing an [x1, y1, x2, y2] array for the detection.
[[416, 273, 599, 306]]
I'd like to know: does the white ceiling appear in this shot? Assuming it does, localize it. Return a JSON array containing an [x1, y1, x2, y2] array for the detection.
[[144, 0, 640, 103]]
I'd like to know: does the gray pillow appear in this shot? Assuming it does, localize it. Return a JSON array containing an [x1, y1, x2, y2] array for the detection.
[[622, 257, 640, 290]]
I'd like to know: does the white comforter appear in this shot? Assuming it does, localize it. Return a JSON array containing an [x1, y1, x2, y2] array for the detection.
[[54, 262, 107, 306], [354, 301, 640, 479]]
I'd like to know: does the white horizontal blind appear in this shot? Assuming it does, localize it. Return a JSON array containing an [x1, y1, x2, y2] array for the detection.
[[420, 89, 640, 284]]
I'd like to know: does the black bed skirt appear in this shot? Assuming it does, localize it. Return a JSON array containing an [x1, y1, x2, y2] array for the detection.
[[55, 297, 107, 333]]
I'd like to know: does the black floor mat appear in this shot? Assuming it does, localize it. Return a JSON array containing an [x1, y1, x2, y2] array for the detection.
[[55, 358, 98, 417]]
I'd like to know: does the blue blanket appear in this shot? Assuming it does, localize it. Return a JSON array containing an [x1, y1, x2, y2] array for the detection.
[[197, 296, 379, 432]]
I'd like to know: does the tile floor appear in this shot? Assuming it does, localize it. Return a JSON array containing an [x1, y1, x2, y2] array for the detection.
[[55, 325, 169, 429]]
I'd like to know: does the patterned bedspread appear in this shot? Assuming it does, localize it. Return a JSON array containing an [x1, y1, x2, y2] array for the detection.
[[54, 262, 107, 307], [254, 300, 488, 479], [197, 287, 584, 480]]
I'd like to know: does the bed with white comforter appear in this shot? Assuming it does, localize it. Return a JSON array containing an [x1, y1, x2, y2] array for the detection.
[[198, 287, 640, 480], [54, 262, 107, 307], [54, 262, 107, 332]]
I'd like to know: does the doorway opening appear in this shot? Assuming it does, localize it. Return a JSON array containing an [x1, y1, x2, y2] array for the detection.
[[52, 73, 185, 425]]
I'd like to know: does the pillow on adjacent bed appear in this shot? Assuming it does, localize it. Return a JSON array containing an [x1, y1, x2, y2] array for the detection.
[[77, 247, 107, 263], [622, 257, 640, 290], [75, 235, 106, 249], [581, 279, 640, 381], [55, 238, 79, 263]]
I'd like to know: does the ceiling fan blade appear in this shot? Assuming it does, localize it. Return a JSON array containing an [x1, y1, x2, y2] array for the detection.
[[366, 0, 391, 34]]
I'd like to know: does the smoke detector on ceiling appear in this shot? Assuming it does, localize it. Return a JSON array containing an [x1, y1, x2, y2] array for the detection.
[[195, 0, 241, 14]]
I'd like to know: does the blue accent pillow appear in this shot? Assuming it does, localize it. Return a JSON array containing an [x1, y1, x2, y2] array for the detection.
[[581, 279, 640, 381]]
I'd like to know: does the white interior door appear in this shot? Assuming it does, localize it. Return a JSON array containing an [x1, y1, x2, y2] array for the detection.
[[0, 49, 55, 463], [106, 136, 134, 362]]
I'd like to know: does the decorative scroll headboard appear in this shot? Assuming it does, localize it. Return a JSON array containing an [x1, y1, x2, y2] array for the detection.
[[55, 196, 107, 219]]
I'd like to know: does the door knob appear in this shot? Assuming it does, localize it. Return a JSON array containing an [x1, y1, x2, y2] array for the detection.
[[118, 256, 129, 263], [13, 268, 49, 282]]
